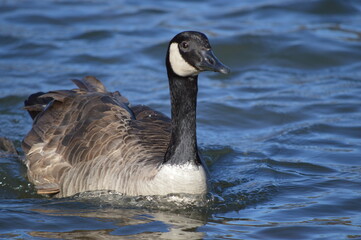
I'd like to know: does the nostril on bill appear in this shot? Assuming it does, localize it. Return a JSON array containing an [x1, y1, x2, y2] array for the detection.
[[207, 57, 215, 65]]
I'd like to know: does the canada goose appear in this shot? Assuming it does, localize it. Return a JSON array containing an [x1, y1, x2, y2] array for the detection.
[[22, 31, 230, 197]]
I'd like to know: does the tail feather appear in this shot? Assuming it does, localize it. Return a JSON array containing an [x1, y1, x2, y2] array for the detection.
[[24, 92, 53, 120], [24, 76, 106, 120], [0, 137, 17, 155], [72, 76, 107, 93]]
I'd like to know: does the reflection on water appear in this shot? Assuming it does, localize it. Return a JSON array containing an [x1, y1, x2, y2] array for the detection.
[[29, 207, 205, 239], [1, 0, 361, 239]]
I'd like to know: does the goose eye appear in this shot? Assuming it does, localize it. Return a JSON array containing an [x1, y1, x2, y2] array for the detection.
[[181, 41, 189, 49]]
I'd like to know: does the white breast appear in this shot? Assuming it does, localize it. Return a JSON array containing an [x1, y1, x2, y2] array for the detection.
[[144, 163, 208, 195]]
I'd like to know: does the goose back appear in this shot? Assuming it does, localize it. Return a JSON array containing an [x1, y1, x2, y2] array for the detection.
[[23, 76, 171, 197]]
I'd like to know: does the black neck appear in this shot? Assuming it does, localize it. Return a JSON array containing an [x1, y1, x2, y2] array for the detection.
[[164, 59, 200, 165]]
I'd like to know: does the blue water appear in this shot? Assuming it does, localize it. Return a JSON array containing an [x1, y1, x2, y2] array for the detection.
[[1, 0, 361, 239]]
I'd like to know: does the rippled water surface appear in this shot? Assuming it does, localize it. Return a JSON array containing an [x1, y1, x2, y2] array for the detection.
[[1, 0, 361, 239]]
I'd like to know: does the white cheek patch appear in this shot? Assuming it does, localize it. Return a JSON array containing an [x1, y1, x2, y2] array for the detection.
[[169, 43, 199, 77]]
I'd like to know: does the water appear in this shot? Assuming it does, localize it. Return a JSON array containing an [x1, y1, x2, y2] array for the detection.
[[1, 0, 361, 239]]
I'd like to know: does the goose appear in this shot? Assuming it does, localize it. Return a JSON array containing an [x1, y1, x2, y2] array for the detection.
[[22, 31, 230, 197]]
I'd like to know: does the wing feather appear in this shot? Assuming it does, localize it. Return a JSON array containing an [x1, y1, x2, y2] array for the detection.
[[23, 76, 171, 196]]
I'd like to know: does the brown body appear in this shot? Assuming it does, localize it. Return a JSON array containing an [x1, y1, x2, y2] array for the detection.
[[23, 77, 173, 197]]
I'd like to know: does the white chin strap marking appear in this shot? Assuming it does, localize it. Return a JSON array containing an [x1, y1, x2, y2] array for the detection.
[[169, 43, 199, 77]]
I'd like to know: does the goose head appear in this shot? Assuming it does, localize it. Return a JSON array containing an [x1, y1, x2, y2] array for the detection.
[[166, 31, 230, 78]]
